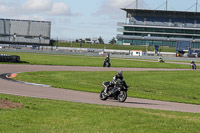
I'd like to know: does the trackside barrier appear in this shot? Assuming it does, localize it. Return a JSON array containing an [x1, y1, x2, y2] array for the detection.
[[0, 54, 20, 63]]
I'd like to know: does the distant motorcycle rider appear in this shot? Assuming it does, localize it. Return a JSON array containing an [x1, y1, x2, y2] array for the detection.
[[103, 55, 111, 67], [104, 70, 127, 95], [104, 56, 110, 63], [191, 60, 196, 70], [158, 57, 164, 62]]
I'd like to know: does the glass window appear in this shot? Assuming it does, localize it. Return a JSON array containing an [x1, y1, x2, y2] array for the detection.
[[175, 29, 184, 33], [155, 28, 165, 32], [195, 30, 200, 34], [135, 27, 145, 31], [165, 29, 175, 33], [185, 30, 194, 34], [145, 28, 154, 32]]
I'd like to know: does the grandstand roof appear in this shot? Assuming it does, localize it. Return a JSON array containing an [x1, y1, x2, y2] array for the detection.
[[121, 8, 200, 19], [0, 18, 51, 23]]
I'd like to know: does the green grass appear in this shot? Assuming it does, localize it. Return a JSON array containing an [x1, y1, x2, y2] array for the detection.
[[55, 42, 176, 52], [0, 52, 191, 69], [14, 71, 200, 105], [0, 94, 200, 133]]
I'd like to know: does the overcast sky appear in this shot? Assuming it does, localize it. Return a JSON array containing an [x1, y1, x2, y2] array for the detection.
[[0, 0, 199, 41]]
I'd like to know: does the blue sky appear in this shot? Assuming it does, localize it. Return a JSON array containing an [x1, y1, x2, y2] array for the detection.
[[0, 0, 199, 42]]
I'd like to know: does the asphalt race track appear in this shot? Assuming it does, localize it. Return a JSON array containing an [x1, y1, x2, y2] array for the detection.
[[0, 64, 200, 113]]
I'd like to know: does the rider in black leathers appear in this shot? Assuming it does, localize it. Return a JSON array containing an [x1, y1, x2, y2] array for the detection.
[[104, 56, 110, 66], [104, 70, 127, 95]]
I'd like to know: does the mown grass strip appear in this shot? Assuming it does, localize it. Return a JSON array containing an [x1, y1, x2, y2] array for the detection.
[[0, 94, 199, 133], [15, 71, 200, 105], [0, 52, 191, 69]]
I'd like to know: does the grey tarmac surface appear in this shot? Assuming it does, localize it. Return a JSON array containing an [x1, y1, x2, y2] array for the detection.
[[0, 64, 200, 113]]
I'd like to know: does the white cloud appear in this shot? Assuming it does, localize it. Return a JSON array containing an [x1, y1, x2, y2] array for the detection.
[[47, 2, 71, 16], [103, 0, 144, 9], [96, 0, 144, 18], [21, 0, 73, 16], [0, 3, 15, 14], [22, 0, 52, 11], [108, 0, 133, 8], [0, 0, 74, 17], [13, 15, 47, 21]]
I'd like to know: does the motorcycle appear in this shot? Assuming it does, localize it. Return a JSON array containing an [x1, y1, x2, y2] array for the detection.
[[159, 60, 165, 63], [191, 63, 196, 70], [99, 79, 128, 102], [158, 58, 165, 63], [103, 60, 111, 67]]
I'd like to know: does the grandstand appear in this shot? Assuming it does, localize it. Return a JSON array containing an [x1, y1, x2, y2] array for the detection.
[[0, 19, 51, 45], [117, 8, 200, 48]]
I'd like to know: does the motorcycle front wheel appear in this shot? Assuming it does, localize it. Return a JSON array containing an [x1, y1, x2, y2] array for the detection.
[[99, 89, 108, 101], [118, 91, 127, 102]]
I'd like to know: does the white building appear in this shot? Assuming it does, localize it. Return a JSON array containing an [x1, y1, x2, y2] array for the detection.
[[130, 50, 146, 56]]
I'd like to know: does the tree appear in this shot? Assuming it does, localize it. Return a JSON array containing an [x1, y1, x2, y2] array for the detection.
[[76, 38, 83, 43], [109, 37, 116, 44], [98, 36, 104, 44], [85, 38, 91, 41]]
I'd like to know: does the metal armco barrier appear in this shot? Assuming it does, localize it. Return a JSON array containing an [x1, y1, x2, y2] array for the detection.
[[0, 54, 20, 63]]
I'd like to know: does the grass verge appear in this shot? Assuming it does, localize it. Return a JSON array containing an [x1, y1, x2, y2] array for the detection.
[[14, 71, 200, 105], [0, 52, 191, 69], [0, 94, 200, 133], [54, 42, 176, 52]]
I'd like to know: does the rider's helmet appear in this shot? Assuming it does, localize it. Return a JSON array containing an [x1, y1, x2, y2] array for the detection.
[[191, 60, 194, 63], [117, 70, 123, 77]]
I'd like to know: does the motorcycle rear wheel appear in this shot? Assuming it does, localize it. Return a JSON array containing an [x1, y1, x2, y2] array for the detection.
[[118, 91, 127, 102], [99, 89, 108, 101]]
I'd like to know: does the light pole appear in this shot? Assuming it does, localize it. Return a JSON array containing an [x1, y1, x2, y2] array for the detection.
[[146, 34, 151, 52]]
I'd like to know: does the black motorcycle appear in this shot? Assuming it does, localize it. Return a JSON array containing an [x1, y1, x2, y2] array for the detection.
[[103, 60, 111, 67], [191, 63, 196, 70], [159, 60, 165, 63], [99, 79, 128, 102]]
